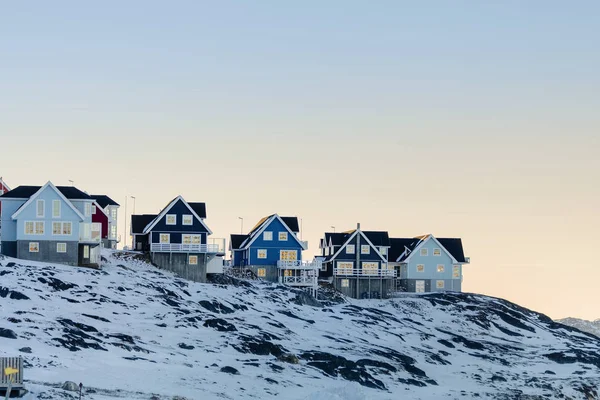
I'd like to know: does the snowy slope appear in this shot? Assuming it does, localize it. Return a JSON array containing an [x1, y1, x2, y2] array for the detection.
[[557, 318, 600, 339], [0, 251, 599, 400]]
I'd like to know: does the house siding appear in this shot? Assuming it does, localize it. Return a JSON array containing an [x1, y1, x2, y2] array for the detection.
[[151, 252, 210, 283], [0, 199, 25, 242], [16, 240, 78, 266], [149, 199, 209, 235], [245, 218, 304, 266], [92, 207, 109, 239]]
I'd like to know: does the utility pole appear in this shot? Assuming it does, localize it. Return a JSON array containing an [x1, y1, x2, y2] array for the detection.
[[124, 196, 127, 250], [130, 196, 136, 215], [238, 217, 243, 234], [331, 226, 335, 233]]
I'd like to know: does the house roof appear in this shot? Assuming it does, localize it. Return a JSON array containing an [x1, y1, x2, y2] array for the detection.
[[437, 238, 467, 263], [131, 214, 157, 234], [230, 234, 250, 250], [10, 182, 86, 221], [281, 217, 299, 233], [1, 185, 92, 200], [142, 196, 213, 235], [188, 202, 206, 219], [324, 232, 349, 247], [90, 195, 120, 207], [389, 235, 467, 263], [240, 214, 306, 250], [389, 238, 421, 262]]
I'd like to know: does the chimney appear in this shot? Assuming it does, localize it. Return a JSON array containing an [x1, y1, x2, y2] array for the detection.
[[357, 222, 361, 231]]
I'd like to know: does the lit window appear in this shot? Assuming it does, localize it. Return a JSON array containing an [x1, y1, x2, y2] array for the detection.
[[111, 209, 117, 220], [36, 200, 45, 217], [160, 234, 170, 243], [361, 245, 370, 254], [182, 215, 193, 225], [62, 222, 72, 235], [25, 221, 34, 235], [346, 245, 355, 254], [436, 280, 445, 289], [110, 225, 117, 239], [192, 235, 201, 244], [420, 248, 428, 256], [284, 269, 292, 277], [278, 232, 288, 241], [341, 279, 350, 288], [416, 264, 425, 273], [257, 249, 267, 259], [57, 243, 67, 253], [53, 222, 62, 235], [34, 222, 44, 235], [280, 250, 297, 261], [263, 231, 273, 241], [84, 203, 91, 217], [453, 265, 461, 278], [336, 261, 353, 274], [362, 262, 378, 275], [257, 268, 266, 277], [166, 215, 176, 225], [182, 234, 192, 244], [188, 255, 198, 265], [52, 200, 61, 218], [83, 245, 89, 258], [29, 242, 39, 253], [380, 247, 387, 255], [433, 248, 441, 256], [437, 264, 445, 273]]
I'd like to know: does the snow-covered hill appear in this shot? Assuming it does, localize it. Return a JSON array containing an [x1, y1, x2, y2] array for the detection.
[[1, 251, 599, 399], [557, 318, 600, 339]]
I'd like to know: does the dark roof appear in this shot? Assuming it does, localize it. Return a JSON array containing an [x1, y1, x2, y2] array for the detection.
[[280, 217, 299, 233], [241, 214, 302, 248], [131, 214, 157, 234], [324, 232, 348, 246], [90, 195, 120, 207], [188, 202, 206, 219], [0, 185, 92, 200], [438, 238, 466, 263], [362, 231, 390, 247], [389, 238, 421, 262], [230, 234, 250, 250]]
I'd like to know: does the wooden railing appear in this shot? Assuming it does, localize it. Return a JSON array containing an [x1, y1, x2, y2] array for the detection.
[[150, 243, 221, 253], [280, 275, 318, 286], [334, 268, 397, 277], [277, 260, 322, 270]]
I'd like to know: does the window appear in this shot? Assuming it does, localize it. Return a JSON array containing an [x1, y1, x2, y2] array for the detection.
[[52, 200, 61, 218], [182, 234, 191, 244], [278, 232, 288, 241], [453, 265, 461, 279], [346, 244, 355, 254], [62, 222, 72, 236], [188, 255, 198, 265], [433, 248, 441, 256], [341, 279, 350, 288], [420, 248, 428, 256], [36, 200, 45, 217], [362, 262, 378, 275], [437, 264, 445, 273], [436, 280, 445, 289], [192, 235, 201, 244], [34, 222, 44, 235], [111, 209, 117, 220], [29, 242, 39, 253], [159, 234, 170, 244], [53, 222, 62, 235], [416, 264, 425, 273], [110, 225, 117, 239], [257, 249, 267, 259], [84, 203, 91, 217], [92, 205, 97, 215], [25, 221, 34, 235], [284, 269, 292, 277], [57, 243, 67, 253], [257, 268, 266, 277], [361, 245, 370, 254], [263, 231, 273, 241], [336, 261, 353, 274], [166, 214, 176, 225], [380, 247, 388, 255], [325, 247, 330, 256], [182, 215, 193, 225], [83, 245, 89, 259], [280, 250, 297, 261]]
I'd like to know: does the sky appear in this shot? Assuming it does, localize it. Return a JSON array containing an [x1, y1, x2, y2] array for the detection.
[[1, 1, 598, 320]]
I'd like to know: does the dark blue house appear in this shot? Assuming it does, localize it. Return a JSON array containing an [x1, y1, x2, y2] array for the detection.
[[131, 196, 224, 282], [230, 214, 307, 280], [317, 223, 395, 299]]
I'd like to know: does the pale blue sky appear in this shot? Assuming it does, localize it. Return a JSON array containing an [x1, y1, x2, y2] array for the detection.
[[1, 1, 599, 319]]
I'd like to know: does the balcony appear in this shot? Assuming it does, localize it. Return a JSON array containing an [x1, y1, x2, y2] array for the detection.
[[279, 275, 318, 287], [150, 243, 221, 253], [277, 260, 322, 270], [334, 268, 397, 278], [80, 223, 102, 244]]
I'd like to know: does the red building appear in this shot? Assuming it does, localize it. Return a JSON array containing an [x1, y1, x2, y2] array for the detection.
[[0, 177, 11, 217], [91, 201, 110, 245]]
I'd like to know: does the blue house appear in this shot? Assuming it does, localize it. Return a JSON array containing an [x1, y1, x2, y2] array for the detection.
[[389, 234, 470, 293], [0, 181, 102, 266], [317, 223, 396, 299], [131, 196, 224, 282], [230, 214, 308, 281]]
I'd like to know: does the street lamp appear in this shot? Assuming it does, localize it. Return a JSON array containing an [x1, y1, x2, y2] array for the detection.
[[130, 196, 136, 215], [331, 226, 335, 233], [238, 217, 243, 234]]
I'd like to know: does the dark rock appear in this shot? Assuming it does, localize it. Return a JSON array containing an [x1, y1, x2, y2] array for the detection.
[[198, 300, 235, 314], [203, 318, 237, 332], [0, 287, 30, 300], [82, 314, 111, 323], [233, 335, 286, 357], [277, 310, 315, 324], [492, 375, 507, 382], [37, 277, 77, 291], [178, 343, 194, 350], [7, 318, 21, 324], [265, 377, 278, 384], [19, 347, 32, 354], [58, 319, 98, 333], [0, 328, 18, 339], [277, 353, 300, 364], [220, 366, 239, 375], [61, 381, 79, 391]]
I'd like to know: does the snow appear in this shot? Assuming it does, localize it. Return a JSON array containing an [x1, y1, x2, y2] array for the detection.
[[0, 250, 598, 399]]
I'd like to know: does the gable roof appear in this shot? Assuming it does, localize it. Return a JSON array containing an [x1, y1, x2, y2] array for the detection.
[[230, 234, 250, 250], [327, 229, 387, 263], [389, 238, 421, 263], [401, 234, 463, 264], [10, 181, 85, 221], [324, 232, 348, 247], [240, 214, 306, 250], [90, 195, 120, 207], [142, 196, 213, 235], [188, 202, 206, 219], [362, 231, 390, 247], [437, 238, 467, 263], [0, 178, 10, 192], [280, 217, 299, 233], [1, 185, 92, 200], [131, 214, 158, 234], [93, 201, 109, 218]]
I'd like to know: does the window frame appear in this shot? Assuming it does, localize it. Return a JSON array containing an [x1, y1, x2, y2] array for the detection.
[[257, 249, 267, 259], [341, 279, 350, 288], [182, 214, 193, 226], [346, 244, 355, 254], [452, 265, 461, 279], [29, 242, 39, 253], [263, 231, 273, 241], [62, 222, 72, 236], [159, 233, 170, 244], [52, 222, 62, 235], [362, 262, 379, 275], [34, 221, 45, 235], [336, 261, 354, 274], [165, 214, 177, 225], [188, 255, 198, 265], [436, 280, 445, 289], [57, 243, 67, 253], [84, 202, 92, 217], [433, 248, 441, 256], [361, 245, 370, 255], [36, 199, 45, 218], [257, 268, 266, 277], [278, 232, 288, 241], [83, 245, 90, 258], [416, 264, 425, 273], [52, 200, 61, 218], [379, 247, 388, 255], [24, 221, 35, 235], [420, 248, 428, 256], [437, 264, 445, 273]]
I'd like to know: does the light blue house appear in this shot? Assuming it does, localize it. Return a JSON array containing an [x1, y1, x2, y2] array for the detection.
[[0, 181, 102, 266], [389, 234, 470, 293], [230, 214, 308, 281]]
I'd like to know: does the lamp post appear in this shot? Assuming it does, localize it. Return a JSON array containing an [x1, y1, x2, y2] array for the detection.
[[238, 217, 243, 234], [331, 226, 335, 233], [68, 180, 74, 186], [123, 196, 127, 250], [130, 196, 136, 215]]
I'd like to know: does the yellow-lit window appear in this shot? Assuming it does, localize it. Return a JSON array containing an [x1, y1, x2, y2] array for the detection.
[[341, 279, 350, 288], [361, 245, 370, 254], [336, 261, 353, 274], [257, 249, 267, 259], [53, 222, 62, 235], [257, 268, 266, 277], [453, 265, 460, 278], [192, 235, 201, 244], [182, 235, 192, 244], [362, 262, 378, 275], [25, 222, 34, 235], [62, 222, 72, 235], [436, 280, 445, 289], [279, 232, 288, 241], [416, 264, 425, 273], [437, 264, 445, 273], [29, 242, 39, 253], [182, 215, 193, 225], [34, 222, 44, 235], [160, 234, 170, 244], [189, 255, 198, 265], [433, 248, 441, 256], [420, 248, 428, 256], [166, 215, 176, 225], [346, 245, 355, 254]]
